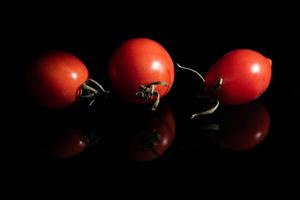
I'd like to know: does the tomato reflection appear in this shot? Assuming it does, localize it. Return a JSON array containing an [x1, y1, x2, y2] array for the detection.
[[127, 105, 176, 161], [48, 128, 98, 158], [219, 103, 271, 151]]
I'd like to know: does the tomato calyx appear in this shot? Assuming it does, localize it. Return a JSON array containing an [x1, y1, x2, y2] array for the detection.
[[136, 81, 169, 111], [177, 63, 223, 118], [79, 79, 110, 106]]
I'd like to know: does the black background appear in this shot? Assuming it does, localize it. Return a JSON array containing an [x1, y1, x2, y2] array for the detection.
[[4, 4, 300, 184]]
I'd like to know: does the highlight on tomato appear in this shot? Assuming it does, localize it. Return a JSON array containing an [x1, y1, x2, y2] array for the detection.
[[108, 38, 175, 111], [27, 51, 109, 108]]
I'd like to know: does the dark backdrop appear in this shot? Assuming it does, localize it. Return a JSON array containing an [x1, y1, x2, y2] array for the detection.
[[4, 4, 300, 182]]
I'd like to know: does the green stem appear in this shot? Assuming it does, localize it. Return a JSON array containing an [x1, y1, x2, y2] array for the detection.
[[151, 91, 160, 111], [176, 63, 205, 83], [136, 81, 169, 111], [80, 84, 98, 98], [190, 100, 220, 119], [79, 79, 110, 106], [176, 63, 223, 119], [87, 79, 110, 94]]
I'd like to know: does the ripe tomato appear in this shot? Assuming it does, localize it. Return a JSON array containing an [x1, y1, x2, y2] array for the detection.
[[27, 51, 89, 108], [108, 38, 174, 110], [127, 105, 176, 161], [205, 49, 272, 105], [219, 103, 270, 151]]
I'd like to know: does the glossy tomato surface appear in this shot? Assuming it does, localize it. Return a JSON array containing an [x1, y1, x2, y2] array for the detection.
[[27, 51, 89, 108], [108, 38, 174, 104], [205, 49, 272, 104]]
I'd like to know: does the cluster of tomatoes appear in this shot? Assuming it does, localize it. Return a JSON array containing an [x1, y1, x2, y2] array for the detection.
[[27, 38, 272, 114], [25, 38, 272, 160]]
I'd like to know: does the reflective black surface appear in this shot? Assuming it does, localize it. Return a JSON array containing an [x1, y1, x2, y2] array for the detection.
[[7, 29, 300, 172], [15, 94, 274, 163]]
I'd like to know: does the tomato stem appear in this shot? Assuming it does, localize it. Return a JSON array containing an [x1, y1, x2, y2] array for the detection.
[[136, 81, 169, 111], [176, 63, 223, 118], [81, 84, 98, 98], [190, 78, 223, 119], [176, 63, 205, 83], [152, 91, 160, 111], [208, 78, 223, 94], [79, 79, 110, 106], [190, 100, 220, 119]]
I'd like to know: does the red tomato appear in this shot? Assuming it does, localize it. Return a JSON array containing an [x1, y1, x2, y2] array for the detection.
[[27, 51, 89, 108], [108, 38, 174, 110], [219, 103, 270, 151], [127, 105, 176, 161], [205, 49, 272, 105]]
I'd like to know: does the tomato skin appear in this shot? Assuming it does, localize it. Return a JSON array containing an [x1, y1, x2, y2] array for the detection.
[[27, 51, 89, 108], [108, 38, 174, 104], [205, 49, 272, 105], [219, 103, 270, 151]]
